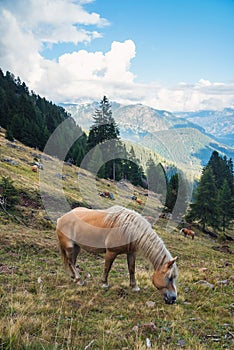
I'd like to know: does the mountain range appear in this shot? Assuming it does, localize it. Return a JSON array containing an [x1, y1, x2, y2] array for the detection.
[[63, 102, 233, 176], [175, 108, 234, 147]]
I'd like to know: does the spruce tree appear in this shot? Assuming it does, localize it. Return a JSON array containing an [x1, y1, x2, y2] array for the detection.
[[87, 96, 120, 179], [207, 151, 233, 193], [186, 167, 219, 231], [87, 96, 119, 151], [165, 173, 178, 212]]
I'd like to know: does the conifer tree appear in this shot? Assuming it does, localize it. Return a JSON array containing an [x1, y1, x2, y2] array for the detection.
[[165, 173, 178, 212], [87, 96, 119, 151], [87, 96, 121, 179], [207, 151, 233, 193], [186, 167, 219, 231]]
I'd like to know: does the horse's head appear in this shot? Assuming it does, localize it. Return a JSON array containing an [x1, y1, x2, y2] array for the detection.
[[152, 257, 178, 304]]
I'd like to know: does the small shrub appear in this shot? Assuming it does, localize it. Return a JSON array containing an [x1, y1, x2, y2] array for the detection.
[[5, 128, 14, 141], [0, 176, 19, 210]]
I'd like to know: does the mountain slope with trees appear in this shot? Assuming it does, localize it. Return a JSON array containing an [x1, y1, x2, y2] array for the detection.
[[0, 69, 87, 165]]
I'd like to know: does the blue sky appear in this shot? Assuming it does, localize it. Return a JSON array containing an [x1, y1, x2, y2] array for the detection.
[[0, 0, 234, 111]]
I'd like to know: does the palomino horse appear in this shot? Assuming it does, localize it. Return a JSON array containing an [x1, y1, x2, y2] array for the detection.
[[56, 205, 178, 304], [180, 228, 195, 240]]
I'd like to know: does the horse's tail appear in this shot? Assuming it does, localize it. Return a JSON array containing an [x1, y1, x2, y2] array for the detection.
[[58, 237, 70, 269], [191, 232, 195, 240]]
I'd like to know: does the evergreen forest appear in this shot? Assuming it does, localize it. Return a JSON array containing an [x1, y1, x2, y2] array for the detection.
[[186, 151, 233, 233]]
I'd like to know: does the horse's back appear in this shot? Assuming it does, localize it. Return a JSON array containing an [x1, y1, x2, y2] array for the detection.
[[56, 207, 111, 251]]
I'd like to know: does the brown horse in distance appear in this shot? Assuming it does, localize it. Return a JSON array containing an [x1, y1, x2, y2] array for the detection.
[[180, 228, 195, 240]]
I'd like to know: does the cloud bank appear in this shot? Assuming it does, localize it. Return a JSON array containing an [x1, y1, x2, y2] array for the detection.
[[0, 0, 233, 112]]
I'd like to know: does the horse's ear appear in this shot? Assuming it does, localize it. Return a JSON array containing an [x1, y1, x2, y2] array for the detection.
[[166, 256, 177, 269]]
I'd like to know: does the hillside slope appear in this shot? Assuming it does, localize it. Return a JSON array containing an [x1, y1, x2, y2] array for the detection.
[[0, 128, 233, 350], [0, 128, 163, 225]]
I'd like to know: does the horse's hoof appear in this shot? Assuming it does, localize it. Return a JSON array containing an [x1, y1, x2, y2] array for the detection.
[[102, 283, 110, 289], [132, 286, 140, 292], [73, 277, 83, 285], [77, 280, 85, 286]]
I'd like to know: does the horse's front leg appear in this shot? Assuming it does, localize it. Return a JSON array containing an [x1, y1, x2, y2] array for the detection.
[[101, 250, 117, 289], [127, 252, 140, 292]]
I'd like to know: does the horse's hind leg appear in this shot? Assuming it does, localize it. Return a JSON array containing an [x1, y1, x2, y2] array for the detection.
[[67, 244, 84, 285], [101, 250, 117, 288], [127, 252, 140, 292]]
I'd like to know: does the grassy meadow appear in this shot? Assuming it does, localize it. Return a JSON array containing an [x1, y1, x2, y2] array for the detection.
[[0, 129, 233, 349]]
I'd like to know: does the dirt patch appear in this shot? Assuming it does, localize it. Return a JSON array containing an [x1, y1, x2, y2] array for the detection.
[[0, 264, 18, 274], [212, 245, 233, 254], [19, 192, 42, 209]]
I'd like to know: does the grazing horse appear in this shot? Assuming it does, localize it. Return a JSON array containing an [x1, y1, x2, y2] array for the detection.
[[180, 228, 195, 240], [56, 205, 178, 304]]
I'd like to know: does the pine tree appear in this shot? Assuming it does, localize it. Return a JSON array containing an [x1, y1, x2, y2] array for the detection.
[[87, 96, 120, 180], [165, 173, 178, 212], [186, 167, 219, 231], [207, 151, 233, 192], [87, 96, 119, 151]]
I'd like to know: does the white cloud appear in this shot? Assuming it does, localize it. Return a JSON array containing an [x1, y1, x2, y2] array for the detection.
[[35, 39, 138, 102], [144, 80, 234, 111], [3, 0, 108, 44], [0, 0, 234, 112]]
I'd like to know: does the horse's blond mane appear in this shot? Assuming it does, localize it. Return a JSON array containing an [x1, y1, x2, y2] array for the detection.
[[104, 205, 173, 270]]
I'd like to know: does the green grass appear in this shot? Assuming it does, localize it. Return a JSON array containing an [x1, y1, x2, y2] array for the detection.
[[0, 129, 234, 349]]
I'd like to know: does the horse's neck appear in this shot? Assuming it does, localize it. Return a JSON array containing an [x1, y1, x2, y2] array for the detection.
[[136, 228, 171, 270]]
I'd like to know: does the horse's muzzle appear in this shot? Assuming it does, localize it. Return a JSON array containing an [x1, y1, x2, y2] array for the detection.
[[164, 294, 177, 305]]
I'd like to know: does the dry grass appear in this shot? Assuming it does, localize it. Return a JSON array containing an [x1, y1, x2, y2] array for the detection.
[[0, 222, 233, 350]]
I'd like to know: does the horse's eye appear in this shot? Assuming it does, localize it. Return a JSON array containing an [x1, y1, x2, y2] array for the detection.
[[167, 276, 173, 282]]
